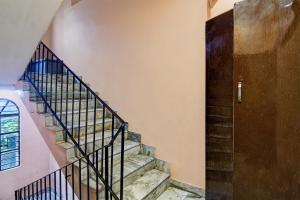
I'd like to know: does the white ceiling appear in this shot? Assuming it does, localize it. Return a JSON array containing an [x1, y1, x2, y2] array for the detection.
[[0, 0, 63, 85]]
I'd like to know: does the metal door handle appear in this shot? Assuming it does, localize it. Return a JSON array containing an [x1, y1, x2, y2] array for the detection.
[[238, 81, 242, 103]]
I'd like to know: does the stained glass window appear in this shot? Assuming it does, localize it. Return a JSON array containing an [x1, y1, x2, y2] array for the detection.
[[0, 99, 20, 171]]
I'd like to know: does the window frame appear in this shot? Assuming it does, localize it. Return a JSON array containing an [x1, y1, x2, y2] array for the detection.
[[0, 99, 20, 171]]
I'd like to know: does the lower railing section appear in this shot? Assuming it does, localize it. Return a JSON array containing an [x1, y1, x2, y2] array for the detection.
[[15, 132, 125, 200], [16, 42, 126, 200]]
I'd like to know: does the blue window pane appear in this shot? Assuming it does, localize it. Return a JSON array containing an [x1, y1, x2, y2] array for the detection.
[[0, 116, 19, 133], [0, 99, 20, 171]]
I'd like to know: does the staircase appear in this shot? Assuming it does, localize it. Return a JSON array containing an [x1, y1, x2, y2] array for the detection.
[[15, 42, 204, 200]]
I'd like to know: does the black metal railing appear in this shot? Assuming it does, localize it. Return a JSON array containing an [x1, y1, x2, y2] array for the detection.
[[15, 42, 126, 200]]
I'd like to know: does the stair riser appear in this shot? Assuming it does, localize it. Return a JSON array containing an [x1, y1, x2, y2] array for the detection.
[[36, 101, 101, 113], [45, 109, 106, 127], [55, 123, 118, 143]]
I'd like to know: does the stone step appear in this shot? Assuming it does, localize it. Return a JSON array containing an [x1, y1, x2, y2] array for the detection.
[[36, 99, 102, 113], [70, 140, 141, 169], [58, 129, 122, 160], [157, 187, 204, 200], [82, 154, 156, 197], [120, 169, 170, 200], [53, 119, 119, 141], [28, 73, 76, 83], [45, 108, 108, 127], [29, 90, 92, 101], [207, 123, 232, 139], [23, 81, 81, 92]]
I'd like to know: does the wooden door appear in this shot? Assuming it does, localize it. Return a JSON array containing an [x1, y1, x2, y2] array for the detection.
[[233, 0, 300, 199]]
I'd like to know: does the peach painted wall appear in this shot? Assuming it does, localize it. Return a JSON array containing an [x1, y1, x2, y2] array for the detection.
[[0, 88, 54, 200], [44, 0, 207, 188], [209, 0, 242, 18]]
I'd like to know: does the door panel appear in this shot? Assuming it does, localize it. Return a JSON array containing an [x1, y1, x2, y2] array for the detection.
[[234, 0, 300, 199]]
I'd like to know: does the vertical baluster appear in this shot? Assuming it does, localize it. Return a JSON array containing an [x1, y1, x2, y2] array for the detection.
[[50, 54, 54, 109], [85, 89, 89, 154], [65, 166, 68, 200], [31, 183, 34, 199], [55, 58, 58, 113], [49, 174, 52, 200], [65, 69, 69, 142], [59, 169, 62, 200], [37, 44, 40, 90], [79, 159, 82, 200], [93, 97, 97, 164], [36, 179, 39, 200], [33, 48, 36, 86], [105, 146, 109, 200], [27, 185, 30, 200], [72, 163, 74, 200], [101, 105, 106, 175], [120, 125, 125, 200], [54, 171, 57, 200], [44, 48, 48, 113], [60, 62, 64, 120], [41, 44, 45, 95], [71, 75, 75, 138], [78, 83, 82, 145], [29, 60, 32, 81], [110, 115, 115, 199], [44, 176, 47, 200], [87, 160, 90, 200], [40, 178, 43, 200], [96, 150, 99, 200], [31, 183, 34, 200]]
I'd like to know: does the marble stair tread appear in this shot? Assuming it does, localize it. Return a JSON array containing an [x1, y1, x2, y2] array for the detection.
[[68, 140, 140, 165], [82, 155, 155, 191], [121, 169, 170, 200], [48, 118, 113, 131], [57, 129, 116, 149], [157, 187, 204, 200]]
